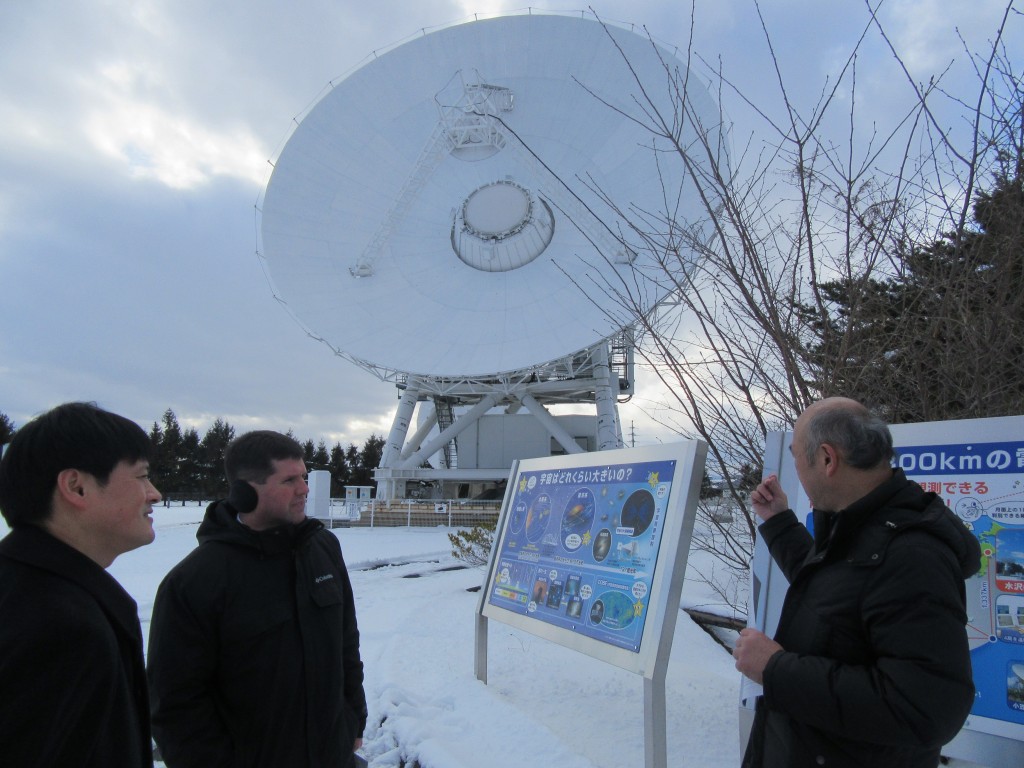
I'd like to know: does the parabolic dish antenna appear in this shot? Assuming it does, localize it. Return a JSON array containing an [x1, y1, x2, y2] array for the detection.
[[259, 13, 723, 379]]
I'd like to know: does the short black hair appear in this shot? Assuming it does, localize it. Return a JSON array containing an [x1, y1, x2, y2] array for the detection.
[[224, 430, 304, 485], [0, 402, 153, 527]]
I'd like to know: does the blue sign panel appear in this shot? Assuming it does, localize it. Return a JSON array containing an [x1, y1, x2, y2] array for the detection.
[[896, 439, 1024, 732], [487, 459, 677, 652], [897, 440, 1024, 476]]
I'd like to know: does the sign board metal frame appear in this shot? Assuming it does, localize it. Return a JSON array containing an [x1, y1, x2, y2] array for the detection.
[[475, 441, 706, 768]]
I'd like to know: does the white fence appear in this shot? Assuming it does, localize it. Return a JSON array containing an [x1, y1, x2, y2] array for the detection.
[[324, 498, 501, 528]]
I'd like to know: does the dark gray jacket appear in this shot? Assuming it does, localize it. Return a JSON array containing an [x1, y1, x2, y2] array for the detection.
[[0, 526, 152, 767], [148, 501, 366, 768], [743, 470, 981, 768]]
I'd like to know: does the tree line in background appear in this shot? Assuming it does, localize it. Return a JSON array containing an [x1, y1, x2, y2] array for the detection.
[[0, 408, 384, 501]]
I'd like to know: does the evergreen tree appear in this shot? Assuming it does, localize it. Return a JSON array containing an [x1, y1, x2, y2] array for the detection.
[[199, 418, 235, 498], [352, 434, 385, 489], [179, 427, 202, 495], [328, 443, 349, 496], [153, 409, 184, 491], [449, 521, 496, 567], [0, 412, 15, 446], [311, 440, 330, 470], [345, 444, 360, 482], [140, 410, 394, 499], [801, 168, 1024, 423], [699, 470, 722, 500], [302, 439, 316, 466]]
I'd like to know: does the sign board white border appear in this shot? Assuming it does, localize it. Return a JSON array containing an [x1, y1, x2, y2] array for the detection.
[[477, 442, 705, 676], [474, 442, 706, 768]]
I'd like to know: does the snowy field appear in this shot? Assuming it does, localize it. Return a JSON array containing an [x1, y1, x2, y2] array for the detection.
[[104, 504, 744, 767]]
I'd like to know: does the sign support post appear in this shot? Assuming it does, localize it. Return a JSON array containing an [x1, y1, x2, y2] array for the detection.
[[474, 611, 488, 685], [475, 443, 706, 768], [644, 674, 667, 768]]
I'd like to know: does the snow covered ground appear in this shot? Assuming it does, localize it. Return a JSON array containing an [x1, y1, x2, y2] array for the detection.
[[104, 504, 744, 767], [2, 503, 995, 766]]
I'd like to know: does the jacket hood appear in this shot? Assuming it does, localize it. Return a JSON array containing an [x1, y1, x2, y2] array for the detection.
[[897, 490, 981, 579], [195, 499, 323, 556], [839, 469, 982, 578]]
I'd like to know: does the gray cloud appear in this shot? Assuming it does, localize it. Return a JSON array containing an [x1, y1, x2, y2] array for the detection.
[[1, 0, 1019, 447]]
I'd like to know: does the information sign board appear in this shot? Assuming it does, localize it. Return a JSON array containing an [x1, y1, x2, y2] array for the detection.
[[893, 430, 1024, 744], [480, 442, 705, 676]]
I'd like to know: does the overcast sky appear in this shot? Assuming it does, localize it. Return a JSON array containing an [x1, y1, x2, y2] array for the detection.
[[1, 0, 1019, 448]]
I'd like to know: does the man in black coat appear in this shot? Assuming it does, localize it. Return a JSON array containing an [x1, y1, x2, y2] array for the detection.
[[735, 397, 981, 768], [0, 402, 161, 767], [148, 430, 367, 768]]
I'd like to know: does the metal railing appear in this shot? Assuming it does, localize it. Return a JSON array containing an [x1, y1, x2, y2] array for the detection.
[[323, 498, 500, 528]]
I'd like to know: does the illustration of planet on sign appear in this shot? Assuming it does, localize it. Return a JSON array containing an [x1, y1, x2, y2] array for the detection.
[[561, 488, 595, 552], [509, 500, 528, 534], [525, 493, 552, 543], [593, 590, 636, 630], [620, 489, 656, 537]]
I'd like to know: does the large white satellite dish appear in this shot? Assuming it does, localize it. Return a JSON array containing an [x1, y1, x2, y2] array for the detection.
[[261, 13, 720, 378], [258, 13, 724, 499]]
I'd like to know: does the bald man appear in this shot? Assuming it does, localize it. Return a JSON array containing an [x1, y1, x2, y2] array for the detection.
[[736, 398, 980, 768]]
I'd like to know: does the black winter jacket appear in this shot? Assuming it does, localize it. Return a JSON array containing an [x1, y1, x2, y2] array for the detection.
[[743, 470, 981, 768], [148, 501, 367, 768], [0, 526, 152, 768]]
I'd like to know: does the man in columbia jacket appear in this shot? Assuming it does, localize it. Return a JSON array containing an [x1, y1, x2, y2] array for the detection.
[[735, 397, 980, 767], [148, 430, 367, 768]]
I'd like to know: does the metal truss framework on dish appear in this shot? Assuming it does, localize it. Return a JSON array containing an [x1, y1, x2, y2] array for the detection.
[[257, 12, 724, 500], [374, 332, 636, 500]]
